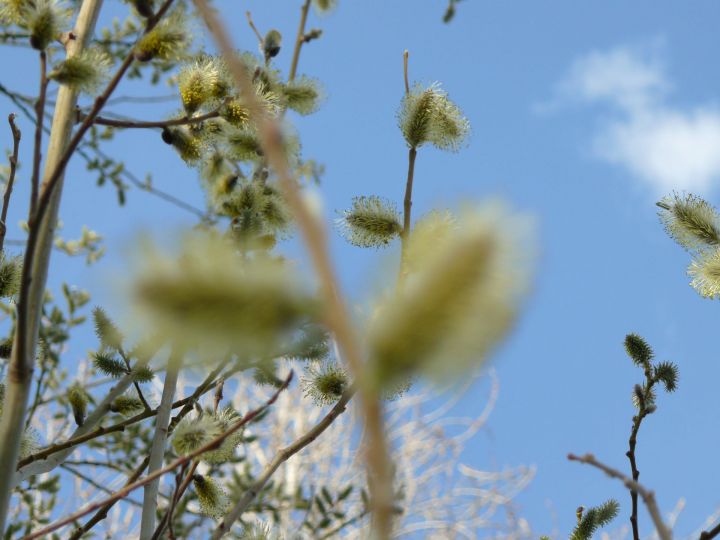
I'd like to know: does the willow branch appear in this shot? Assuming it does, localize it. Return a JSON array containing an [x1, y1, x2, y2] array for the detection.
[[399, 52, 416, 276], [288, 0, 312, 82], [0, 0, 106, 530], [29, 51, 48, 218], [627, 379, 655, 540], [211, 388, 355, 539], [0, 114, 21, 254], [403, 49, 410, 94], [61, 463, 143, 506], [700, 522, 720, 540], [82, 108, 220, 129], [191, 2, 393, 537], [68, 360, 229, 540], [140, 353, 183, 539], [17, 357, 231, 470], [567, 453, 672, 540], [25, 372, 293, 540], [68, 455, 151, 540], [245, 10, 263, 45]]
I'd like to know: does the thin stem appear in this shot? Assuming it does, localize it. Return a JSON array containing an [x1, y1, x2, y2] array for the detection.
[[700, 523, 720, 540], [29, 51, 48, 219], [0, 114, 21, 254], [118, 347, 151, 411], [82, 108, 220, 129], [151, 459, 199, 540], [288, 0, 312, 82], [211, 388, 355, 539], [140, 353, 183, 539], [401, 148, 417, 244], [318, 508, 369, 539], [403, 50, 410, 94], [626, 359, 656, 540], [25, 372, 293, 540], [191, 3, 393, 537], [567, 453, 672, 540], [245, 10, 263, 45], [627, 381, 653, 540], [399, 52, 416, 278]]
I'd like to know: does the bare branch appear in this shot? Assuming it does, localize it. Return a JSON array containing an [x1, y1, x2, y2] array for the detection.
[[0, 114, 21, 254], [567, 453, 672, 540], [288, 0, 312, 82], [81, 108, 220, 129]]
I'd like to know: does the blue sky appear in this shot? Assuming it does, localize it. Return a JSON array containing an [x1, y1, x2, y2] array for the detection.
[[2, 0, 720, 538]]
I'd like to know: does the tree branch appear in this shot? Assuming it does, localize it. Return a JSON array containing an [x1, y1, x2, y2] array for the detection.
[[700, 522, 720, 540], [81, 108, 220, 129], [140, 353, 183, 539], [0, 0, 106, 530], [0, 114, 21, 254], [29, 51, 48, 219], [567, 453, 672, 540], [17, 356, 232, 470], [67, 361, 231, 540], [288, 0, 312, 82], [211, 388, 355, 538], [24, 371, 293, 540]]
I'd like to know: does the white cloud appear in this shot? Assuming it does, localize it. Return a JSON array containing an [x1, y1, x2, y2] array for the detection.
[[556, 44, 720, 193]]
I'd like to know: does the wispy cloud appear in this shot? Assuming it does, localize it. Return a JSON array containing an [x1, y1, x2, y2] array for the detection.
[[552, 43, 720, 193]]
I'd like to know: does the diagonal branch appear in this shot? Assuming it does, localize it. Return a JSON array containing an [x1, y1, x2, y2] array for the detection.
[[567, 453, 672, 540], [24, 372, 293, 540], [17, 356, 232, 471], [211, 388, 355, 539]]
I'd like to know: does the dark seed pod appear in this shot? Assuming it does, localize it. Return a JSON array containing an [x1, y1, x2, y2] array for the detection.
[[161, 127, 174, 145], [263, 30, 282, 59], [131, 0, 155, 18]]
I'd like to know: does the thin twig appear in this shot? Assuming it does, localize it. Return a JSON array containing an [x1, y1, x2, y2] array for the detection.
[[2, 82, 208, 219], [211, 388, 355, 539], [61, 463, 143, 506], [403, 50, 410, 94], [627, 376, 656, 540], [0, 114, 21, 254], [700, 522, 720, 540], [68, 455, 151, 540], [82, 108, 220, 129], [24, 372, 293, 540], [288, 0, 312, 82], [245, 10, 263, 45], [18, 358, 232, 469], [567, 453, 672, 540], [191, 2, 394, 537], [399, 53, 416, 280], [29, 51, 48, 219], [151, 459, 198, 540]]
